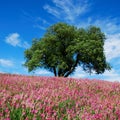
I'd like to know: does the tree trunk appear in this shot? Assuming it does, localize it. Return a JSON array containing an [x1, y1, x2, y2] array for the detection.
[[53, 67, 57, 76], [64, 54, 79, 77]]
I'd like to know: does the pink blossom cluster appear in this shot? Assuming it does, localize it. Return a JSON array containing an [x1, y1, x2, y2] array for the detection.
[[0, 73, 120, 120]]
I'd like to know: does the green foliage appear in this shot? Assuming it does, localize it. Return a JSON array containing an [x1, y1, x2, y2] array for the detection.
[[10, 108, 23, 120], [57, 99, 76, 119], [24, 22, 111, 77], [58, 99, 75, 109]]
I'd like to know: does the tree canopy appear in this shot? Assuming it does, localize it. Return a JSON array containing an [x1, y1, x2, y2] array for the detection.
[[24, 22, 111, 77]]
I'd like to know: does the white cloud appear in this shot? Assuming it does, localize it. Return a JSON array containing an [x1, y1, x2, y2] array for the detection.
[[33, 24, 46, 30], [35, 69, 53, 75], [44, 0, 89, 23], [82, 18, 120, 34], [101, 69, 120, 82], [94, 19, 119, 34], [104, 33, 120, 61], [5, 33, 21, 46], [71, 66, 88, 78], [35, 17, 50, 25], [0, 59, 14, 67], [5, 33, 30, 49], [22, 10, 50, 30], [44, 4, 60, 18], [71, 66, 120, 82], [77, 17, 120, 34], [22, 41, 30, 49]]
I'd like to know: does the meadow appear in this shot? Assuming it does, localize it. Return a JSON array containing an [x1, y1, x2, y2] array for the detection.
[[0, 73, 120, 120]]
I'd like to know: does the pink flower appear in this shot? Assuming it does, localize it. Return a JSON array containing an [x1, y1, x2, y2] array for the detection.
[[5, 109, 9, 113], [5, 118, 10, 120], [1, 74, 120, 119], [32, 109, 38, 114], [41, 113, 45, 118]]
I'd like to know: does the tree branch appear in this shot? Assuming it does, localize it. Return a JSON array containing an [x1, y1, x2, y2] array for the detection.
[[64, 54, 79, 77], [53, 67, 57, 76]]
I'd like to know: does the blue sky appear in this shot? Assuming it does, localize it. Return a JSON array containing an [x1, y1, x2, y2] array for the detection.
[[0, 0, 120, 81]]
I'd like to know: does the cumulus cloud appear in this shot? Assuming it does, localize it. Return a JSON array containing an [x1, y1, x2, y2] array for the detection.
[[0, 59, 14, 67], [104, 33, 120, 61], [44, 0, 89, 23], [5, 33, 21, 46], [5, 33, 30, 48]]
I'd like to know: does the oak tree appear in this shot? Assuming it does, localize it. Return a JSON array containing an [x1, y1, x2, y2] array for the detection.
[[24, 22, 111, 77]]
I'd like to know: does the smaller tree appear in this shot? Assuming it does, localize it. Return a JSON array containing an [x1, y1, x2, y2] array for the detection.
[[24, 22, 111, 77]]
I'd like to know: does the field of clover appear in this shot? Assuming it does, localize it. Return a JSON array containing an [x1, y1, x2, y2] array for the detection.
[[0, 73, 120, 120]]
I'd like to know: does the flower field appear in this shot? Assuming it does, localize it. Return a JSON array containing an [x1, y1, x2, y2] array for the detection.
[[0, 74, 120, 120]]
